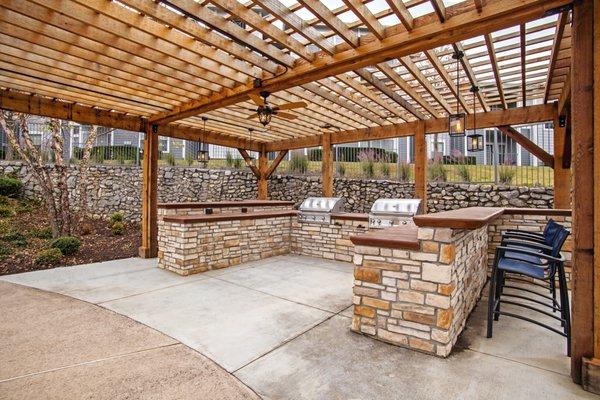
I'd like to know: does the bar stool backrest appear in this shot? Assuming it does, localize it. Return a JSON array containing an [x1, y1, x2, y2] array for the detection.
[[543, 219, 562, 246], [550, 226, 570, 258]]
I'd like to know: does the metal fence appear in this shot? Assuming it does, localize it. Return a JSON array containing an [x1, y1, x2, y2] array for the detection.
[[0, 121, 556, 187]]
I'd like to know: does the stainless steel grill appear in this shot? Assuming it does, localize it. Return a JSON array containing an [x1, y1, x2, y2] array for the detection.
[[298, 197, 345, 224], [369, 198, 422, 229]]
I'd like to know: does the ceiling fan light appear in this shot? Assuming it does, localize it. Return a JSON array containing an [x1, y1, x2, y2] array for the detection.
[[257, 106, 272, 126]]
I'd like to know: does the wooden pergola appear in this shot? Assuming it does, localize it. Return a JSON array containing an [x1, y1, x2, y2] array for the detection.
[[0, 0, 597, 388]]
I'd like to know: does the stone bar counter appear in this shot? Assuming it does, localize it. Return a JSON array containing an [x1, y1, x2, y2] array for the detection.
[[349, 207, 572, 357], [157, 200, 371, 275]]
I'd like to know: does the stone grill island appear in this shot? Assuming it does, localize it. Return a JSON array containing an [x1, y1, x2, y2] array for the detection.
[[157, 201, 572, 358]]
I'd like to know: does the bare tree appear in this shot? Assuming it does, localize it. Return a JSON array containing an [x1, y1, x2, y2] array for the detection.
[[76, 125, 100, 227], [0, 112, 71, 238]]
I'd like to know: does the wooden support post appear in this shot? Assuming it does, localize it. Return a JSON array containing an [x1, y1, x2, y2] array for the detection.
[[139, 124, 158, 258], [257, 147, 268, 200], [582, 0, 600, 393], [553, 114, 571, 209], [414, 122, 427, 213], [321, 132, 334, 197], [571, 0, 595, 386]]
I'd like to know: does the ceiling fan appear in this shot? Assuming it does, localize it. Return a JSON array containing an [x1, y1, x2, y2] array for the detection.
[[246, 91, 307, 126]]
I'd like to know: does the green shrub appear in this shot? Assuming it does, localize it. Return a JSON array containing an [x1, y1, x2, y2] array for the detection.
[[112, 221, 125, 235], [288, 153, 308, 174], [0, 176, 22, 198], [0, 220, 11, 235], [233, 157, 243, 169], [164, 153, 176, 166], [225, 152, 235, 167], [358, 150, 376, 179], [380, 162, 391, 178], [456, 164, 472, 182], [50, 236, 82, 256], [16, 201, 33, 214], [0, 244, 12, 259], [428, 162, 448, 182], [0, 196, 10, 206], [34, 248, 62, 266], [499, 167, 516, 185], [185, 153, 195, 166], [2, 231, 26, 246], [29, 227, 53, 239], [398, 162, 411, 182], [110, 212, 124, 225], [0, 206, 13, 218]]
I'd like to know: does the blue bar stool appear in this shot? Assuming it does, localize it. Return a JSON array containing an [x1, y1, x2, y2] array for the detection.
[[487, 225, 571, 355]]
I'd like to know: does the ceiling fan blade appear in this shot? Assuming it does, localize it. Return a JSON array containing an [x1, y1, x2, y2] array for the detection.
[[275, 111, 298, 120], [275, 101, 308, 111], [248, 94, 265, 106], [246, 113, 259, 120]]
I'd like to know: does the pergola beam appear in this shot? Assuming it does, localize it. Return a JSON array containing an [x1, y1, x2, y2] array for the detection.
[[496, 125, 554, 168], [265, 103, 556, 151], [148, 0, 571, 125], [0, 89, 263, 151]]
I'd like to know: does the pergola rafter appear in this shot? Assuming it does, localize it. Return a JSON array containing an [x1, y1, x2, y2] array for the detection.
[[0, 0, 572, 144]]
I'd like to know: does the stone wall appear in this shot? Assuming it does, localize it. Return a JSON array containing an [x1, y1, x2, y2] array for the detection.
[[351, 225, 489, 357], [0, 162, 555, 220]]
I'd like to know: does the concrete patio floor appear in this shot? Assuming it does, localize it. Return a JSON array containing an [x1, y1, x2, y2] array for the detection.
[[0, 255, 594, 399]]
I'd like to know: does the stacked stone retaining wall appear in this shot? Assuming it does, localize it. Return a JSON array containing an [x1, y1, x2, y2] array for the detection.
[[0, 162, 555, 221]]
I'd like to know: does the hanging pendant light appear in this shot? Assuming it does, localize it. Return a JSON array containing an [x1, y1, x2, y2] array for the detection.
[[245, 128, 256, 168], [449, 50, 466, 136], [196, 117, 210, 165], [467, 85, 484, 152]]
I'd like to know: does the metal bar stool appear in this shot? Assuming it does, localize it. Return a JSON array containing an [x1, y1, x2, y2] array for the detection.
[[487, 226, 571, 355]]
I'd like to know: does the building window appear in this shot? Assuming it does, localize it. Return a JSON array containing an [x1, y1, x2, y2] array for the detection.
[[159, 138, 169, 152]]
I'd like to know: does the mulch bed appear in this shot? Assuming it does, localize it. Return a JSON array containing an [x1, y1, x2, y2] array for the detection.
[[0, 203, 141, 276]]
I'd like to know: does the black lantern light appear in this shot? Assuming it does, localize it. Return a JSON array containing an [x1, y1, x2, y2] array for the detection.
[[245, 128, 256, 167], [449, 50, 466, 136], [196, 117, 210, 165], [467, 85, 484, 152]]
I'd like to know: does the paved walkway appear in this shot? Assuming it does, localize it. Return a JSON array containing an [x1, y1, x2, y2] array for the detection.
[[0, 256, 594, 399]]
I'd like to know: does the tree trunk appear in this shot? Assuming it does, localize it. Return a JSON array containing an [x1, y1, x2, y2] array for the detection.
[[77, 125, 99, 227]]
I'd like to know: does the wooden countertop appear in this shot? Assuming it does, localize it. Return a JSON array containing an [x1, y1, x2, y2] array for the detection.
[[158, 200, 294, 209], [350, 226, 420, 250], [413, 207, 572, 229], [163, 210, 297, 223], [413, 207, 504, 229]]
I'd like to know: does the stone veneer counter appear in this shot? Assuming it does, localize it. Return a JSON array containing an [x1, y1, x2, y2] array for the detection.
[[349, 207, 572, 358], [157, 202, 370, 274]]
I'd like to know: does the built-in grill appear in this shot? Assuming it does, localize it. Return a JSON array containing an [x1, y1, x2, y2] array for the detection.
[[298, 197, 345, 224], [369, 198, 422, 229]]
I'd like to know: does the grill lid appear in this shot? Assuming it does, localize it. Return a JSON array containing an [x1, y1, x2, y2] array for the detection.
[[299, 197, 345, 213], [370, 198, 422, 216]]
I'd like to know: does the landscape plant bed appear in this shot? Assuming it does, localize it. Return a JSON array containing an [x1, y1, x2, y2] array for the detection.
[[0, 200, 140, 276]]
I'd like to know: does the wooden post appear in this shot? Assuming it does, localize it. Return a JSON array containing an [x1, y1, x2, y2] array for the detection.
[[322, 132, 333, 197], [414, 122, 427, 212], [139, 124, 158, 258], [571, 0, 595, 386], [257, 147, 268, 200], [553, 114, 571, 209]]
